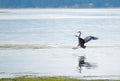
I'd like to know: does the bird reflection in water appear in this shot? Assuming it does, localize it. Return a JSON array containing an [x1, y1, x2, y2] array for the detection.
[[78, 56, 97, 73]]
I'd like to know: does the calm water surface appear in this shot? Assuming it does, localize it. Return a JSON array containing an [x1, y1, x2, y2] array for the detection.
[[0, 9, 120, 79]]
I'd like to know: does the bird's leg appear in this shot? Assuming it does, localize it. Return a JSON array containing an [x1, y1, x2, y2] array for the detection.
[[76, 44, 80, 48], [72, 35, 79, 49], [72, 44, 80, 49], [72, 33, 81, 49]]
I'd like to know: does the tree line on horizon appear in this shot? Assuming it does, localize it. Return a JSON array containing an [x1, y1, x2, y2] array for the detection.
[[0, 0, 120, 8]]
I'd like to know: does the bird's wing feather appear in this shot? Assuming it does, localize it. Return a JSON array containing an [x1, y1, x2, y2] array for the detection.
[[84, 36, 98, 43]]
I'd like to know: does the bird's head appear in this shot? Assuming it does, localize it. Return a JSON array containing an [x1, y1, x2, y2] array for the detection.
[[77, 31, 81, 33], [77, 31, 81, 36]]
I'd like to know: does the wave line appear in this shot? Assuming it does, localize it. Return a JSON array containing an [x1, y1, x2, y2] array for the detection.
[[0, 44, 119, 49]]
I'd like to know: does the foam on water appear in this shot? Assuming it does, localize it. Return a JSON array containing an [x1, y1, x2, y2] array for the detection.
[[0, 43, 119, 49]]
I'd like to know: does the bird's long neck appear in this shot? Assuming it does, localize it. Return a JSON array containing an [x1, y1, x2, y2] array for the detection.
[[78, 32, 81, 38]]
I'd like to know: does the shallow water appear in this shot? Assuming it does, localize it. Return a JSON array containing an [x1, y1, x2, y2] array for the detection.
[[0, 9, 120, 79]]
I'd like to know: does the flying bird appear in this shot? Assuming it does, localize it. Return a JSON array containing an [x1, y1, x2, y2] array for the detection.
[[72, 31, 98, 49]]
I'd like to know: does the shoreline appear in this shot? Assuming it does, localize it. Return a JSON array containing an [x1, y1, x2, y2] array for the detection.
[[0, 74, 120, 80], [0, 77, 120, 81]]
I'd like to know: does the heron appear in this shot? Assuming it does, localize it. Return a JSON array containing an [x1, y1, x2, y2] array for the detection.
[[73, 31, 98, 49]]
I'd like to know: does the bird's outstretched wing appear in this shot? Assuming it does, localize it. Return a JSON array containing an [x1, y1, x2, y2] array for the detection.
[[84, 36, 98, 43]]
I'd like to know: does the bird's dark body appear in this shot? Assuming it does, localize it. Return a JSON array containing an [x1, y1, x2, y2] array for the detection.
[[73, 31, 98, 49], [78, 38, 86, 48]]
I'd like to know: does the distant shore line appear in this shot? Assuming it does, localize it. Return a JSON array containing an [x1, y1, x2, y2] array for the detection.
[[0, 8, 120, 9]]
